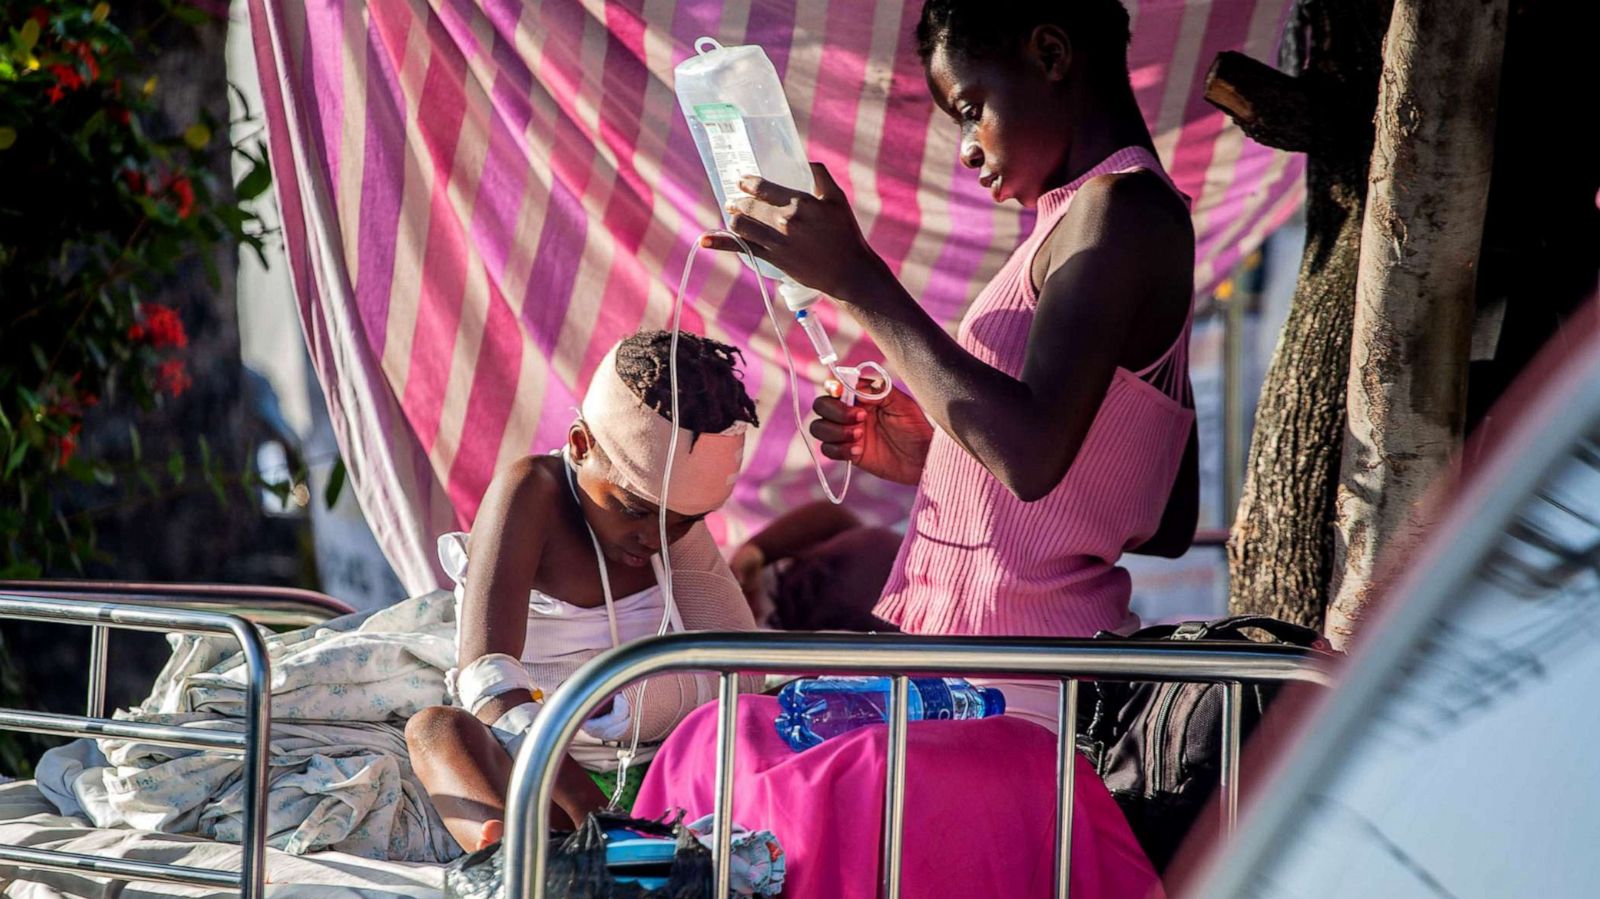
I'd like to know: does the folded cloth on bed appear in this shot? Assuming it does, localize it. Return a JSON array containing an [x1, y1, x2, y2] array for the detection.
[[35, 592, 462, 863]]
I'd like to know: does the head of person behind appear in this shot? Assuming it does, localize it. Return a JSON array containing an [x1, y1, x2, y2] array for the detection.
[[917, 0, 1139, 208], [564, 329, 760, 569]]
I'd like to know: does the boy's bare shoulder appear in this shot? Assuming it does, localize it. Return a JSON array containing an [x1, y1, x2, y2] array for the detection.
[[481, 454, 563, 519]]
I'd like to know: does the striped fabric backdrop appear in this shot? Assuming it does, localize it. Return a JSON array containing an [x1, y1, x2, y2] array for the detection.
[[248, 0, 1304, 593]]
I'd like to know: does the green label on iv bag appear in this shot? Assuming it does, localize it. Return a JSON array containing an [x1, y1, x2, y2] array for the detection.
[[693, 103, 760, 204], [693, 102, 743, 123]]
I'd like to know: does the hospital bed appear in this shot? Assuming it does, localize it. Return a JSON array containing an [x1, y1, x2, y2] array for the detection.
[[0, 583, 1332, 898]]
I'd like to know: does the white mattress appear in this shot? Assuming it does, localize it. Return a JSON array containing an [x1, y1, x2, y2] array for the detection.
[[0, 780, 446, 898]]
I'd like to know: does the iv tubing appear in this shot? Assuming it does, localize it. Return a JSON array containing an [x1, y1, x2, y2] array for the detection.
[[610, 228, 888, 807]]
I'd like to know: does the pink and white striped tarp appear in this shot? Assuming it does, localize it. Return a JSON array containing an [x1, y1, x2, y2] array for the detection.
[[249, 0, 1303, 592]]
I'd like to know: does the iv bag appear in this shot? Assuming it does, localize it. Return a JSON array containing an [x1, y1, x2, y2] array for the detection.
[[674, 37, 816, 283]]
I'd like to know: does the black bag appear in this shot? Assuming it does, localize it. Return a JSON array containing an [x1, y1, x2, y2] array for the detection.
[[1075, 615, 1329, 873], [443, 812, 713, 899]]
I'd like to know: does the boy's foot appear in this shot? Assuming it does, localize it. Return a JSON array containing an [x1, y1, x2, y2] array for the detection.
[[476, 819, 504, 851]]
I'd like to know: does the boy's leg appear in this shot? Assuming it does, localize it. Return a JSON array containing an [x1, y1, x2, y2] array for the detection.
[[406, 706, 609, 851]]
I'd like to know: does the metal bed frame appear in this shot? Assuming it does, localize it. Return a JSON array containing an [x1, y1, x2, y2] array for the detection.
[[505, 631, 1335, 899], [1, 585, 1333, 899], [0, 584, 350, 898]]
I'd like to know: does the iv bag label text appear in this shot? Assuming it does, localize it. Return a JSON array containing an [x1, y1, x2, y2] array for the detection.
[[694, 102, 761, 207]]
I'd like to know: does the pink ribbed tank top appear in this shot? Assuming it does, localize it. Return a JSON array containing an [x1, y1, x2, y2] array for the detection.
[[874, 146, 1195, 637]]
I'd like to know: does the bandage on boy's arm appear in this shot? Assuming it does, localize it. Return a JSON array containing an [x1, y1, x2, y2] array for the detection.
[[453, 458, 555, 723], [454, 652, 542, 725]]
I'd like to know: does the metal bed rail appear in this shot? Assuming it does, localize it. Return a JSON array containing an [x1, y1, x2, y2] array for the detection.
[[0, 580, 354, 629], [0, 594, 273, 898], [504, 631, 1335, 899]]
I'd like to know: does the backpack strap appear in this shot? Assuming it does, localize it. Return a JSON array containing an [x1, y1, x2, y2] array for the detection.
[[1119, 615, 1325, 647]]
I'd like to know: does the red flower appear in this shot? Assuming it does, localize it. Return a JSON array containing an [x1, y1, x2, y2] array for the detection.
[[48, 64, 82, 92], [138, 303, 188, 349], [127, 323, 145, 341], [168, 176, 195, 219], [112, 106, 130, 126], [55, 424, 82, 468], [47, 85, 65, 104], [29, 6, 49, 28], [72, 42, 99, 82], [157, 359, 192, 398], [122, 168, 144, 193]]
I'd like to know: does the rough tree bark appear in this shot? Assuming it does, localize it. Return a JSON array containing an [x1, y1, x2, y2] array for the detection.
[[1326, 0, 1509, 647], [1205, 0, 1393, 629]]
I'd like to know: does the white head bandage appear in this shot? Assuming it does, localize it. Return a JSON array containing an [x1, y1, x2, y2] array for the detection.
[[578, 341, 747, 516]]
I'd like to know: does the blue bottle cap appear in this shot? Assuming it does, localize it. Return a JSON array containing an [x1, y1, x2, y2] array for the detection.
[[980, 686, 1007, 716]]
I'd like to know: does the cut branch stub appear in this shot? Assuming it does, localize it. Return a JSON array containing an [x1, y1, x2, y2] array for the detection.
[[1204, 51, 1320, 154]]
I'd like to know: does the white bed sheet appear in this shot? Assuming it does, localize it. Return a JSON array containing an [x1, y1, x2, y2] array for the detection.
[[0, 780, 446, 898]]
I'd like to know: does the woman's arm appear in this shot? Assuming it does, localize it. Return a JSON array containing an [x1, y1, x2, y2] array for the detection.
[[457, 457, 553, 724], [713, 166, 1193, 502]]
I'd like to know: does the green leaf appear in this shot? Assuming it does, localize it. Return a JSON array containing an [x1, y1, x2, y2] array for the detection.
[[324, 457, 347, 509], [263, 479, 290, 504], [4, 443, 25, 477], [199, 435, 213, 471], [128, 424, 142, 462], [205, 463, 229, 507], [235, 151, 272, 201], [183, 123, 211, 150], [0, 562, 42, 579], [18, 19, 41, 54], [167, 450, 186, 484], [138, 469, 159, 496], [169, 4, 214, 26], [65, 456, 97, 485]]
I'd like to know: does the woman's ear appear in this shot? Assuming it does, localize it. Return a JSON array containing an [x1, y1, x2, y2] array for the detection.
[[1028, 24, 1072, 82]]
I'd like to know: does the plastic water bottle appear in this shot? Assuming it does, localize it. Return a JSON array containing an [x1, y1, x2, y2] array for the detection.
[[774, 677, 1008, 752], [674, 37, 820, 309]]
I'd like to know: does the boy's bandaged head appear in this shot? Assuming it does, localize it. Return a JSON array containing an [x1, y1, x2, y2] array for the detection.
[[579, 341, 747, 516]]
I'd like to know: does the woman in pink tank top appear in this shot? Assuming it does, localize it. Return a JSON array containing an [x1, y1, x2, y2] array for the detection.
[[710, 1, 1199, 644], [637, 4, 1185, 896]]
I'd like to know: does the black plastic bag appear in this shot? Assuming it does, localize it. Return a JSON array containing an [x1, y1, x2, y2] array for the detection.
[[443, 812, 713, 899]]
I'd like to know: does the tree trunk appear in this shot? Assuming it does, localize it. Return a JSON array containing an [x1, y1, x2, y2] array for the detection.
[[1326, 0, 1509, 647], [1210, 0, 1393, 629]]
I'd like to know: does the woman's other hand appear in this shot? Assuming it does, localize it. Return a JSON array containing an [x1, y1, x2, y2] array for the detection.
[[811, 378, 933, 486], [701, 163, 891, 302]]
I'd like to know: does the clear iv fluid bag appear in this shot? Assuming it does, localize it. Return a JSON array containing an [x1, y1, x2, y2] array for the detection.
[[675, 38, 815, 285]]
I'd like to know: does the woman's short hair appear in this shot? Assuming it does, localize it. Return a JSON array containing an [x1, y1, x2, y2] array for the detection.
[[916, 0, 1133, 79]]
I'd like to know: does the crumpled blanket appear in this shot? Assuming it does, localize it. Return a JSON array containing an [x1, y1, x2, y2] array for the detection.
[[35, 591, 463, 863]]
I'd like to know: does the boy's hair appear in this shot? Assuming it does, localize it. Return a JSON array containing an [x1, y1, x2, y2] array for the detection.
[[916, 0, 1132, 79], [614, 330, 760, 437]]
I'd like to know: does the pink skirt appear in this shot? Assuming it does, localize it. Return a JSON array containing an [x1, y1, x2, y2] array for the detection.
[[632, 696, 1164, 899]]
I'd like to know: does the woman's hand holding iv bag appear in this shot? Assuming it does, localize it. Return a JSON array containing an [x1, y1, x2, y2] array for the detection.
[[702, 166, 893, 305]]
